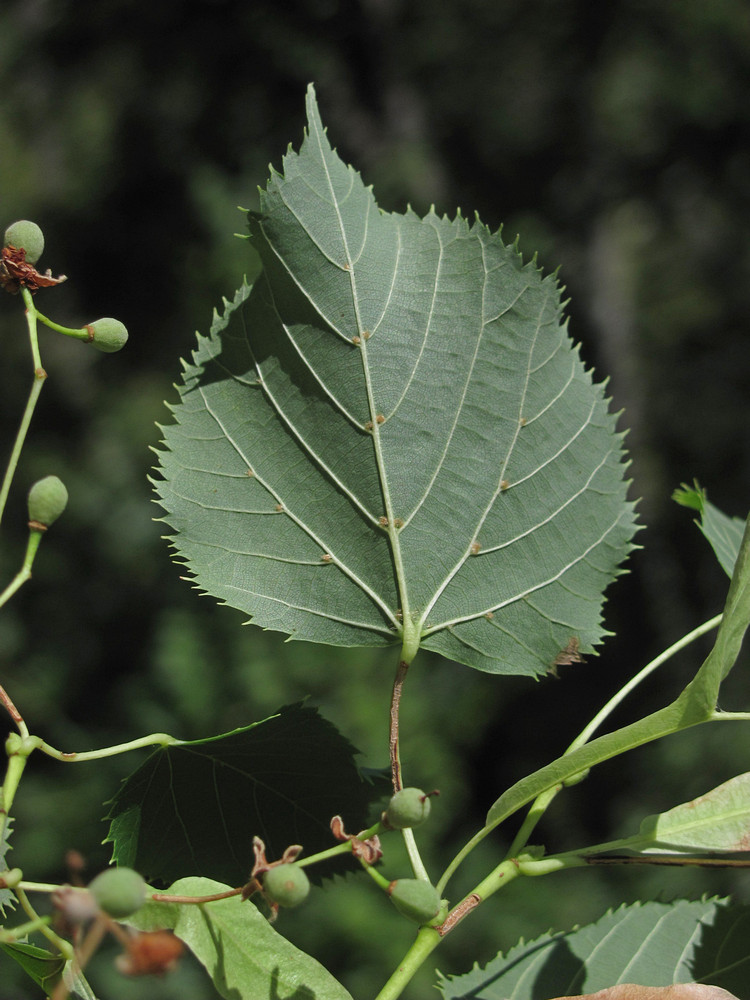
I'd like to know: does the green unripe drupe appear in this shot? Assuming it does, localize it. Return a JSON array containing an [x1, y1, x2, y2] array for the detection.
[[388, 878, 443, 924], [4, 220, 45, 263], [262, 863, 310, 908], [27, 475, 68, 527], [88, 317, 129, 353], [383, 787, 432, 829], [88, 867, 146, 919]]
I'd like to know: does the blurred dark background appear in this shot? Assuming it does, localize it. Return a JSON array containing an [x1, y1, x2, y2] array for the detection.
[[1, 1, 750, 997]]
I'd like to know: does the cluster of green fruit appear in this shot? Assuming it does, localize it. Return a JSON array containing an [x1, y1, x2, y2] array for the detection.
[[67, 789, 444, 928], [3, 220, 128, 352], [261, 787, 445, 925]]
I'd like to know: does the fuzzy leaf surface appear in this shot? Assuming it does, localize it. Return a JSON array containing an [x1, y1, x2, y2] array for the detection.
[[437, 898, 750, 999], [130, 876, 353, 1000], [154, 85, 636, 676], [105, 703, 383, 886]]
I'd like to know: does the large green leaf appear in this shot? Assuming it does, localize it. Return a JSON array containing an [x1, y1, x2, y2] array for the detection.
[[105, 703, 385, 886], [154, 85, 636, 676], [437, 898, 750, 999], [130, 875, 353, 1000]]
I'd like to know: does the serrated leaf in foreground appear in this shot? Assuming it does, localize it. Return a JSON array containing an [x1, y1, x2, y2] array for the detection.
[[105, 703, 384, 886], [154, 84, 637, 676], [437, 898, 750, 999], [130, 876, 353, 1000]]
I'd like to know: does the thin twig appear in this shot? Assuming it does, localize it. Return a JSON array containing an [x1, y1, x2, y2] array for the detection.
[[389, 660, 409, 792]]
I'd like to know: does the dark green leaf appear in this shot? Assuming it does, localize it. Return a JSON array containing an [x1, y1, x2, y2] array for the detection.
[[0, 941, 65, 993], [437, 898, 750, 999], [154, 85, 637, 676], [130, 875, 353, 1000], [105, 703, 385, 886]]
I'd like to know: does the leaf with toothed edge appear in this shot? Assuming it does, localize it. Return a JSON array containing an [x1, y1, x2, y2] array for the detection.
[[153, 84, 637, 676]]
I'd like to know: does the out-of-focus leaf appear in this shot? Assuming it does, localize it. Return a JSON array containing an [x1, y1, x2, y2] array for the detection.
[[0, 942, 65, 992], [673, 482, 746, 578], [154, 85, 637, 676], [0, 818, 14, 915], [105, 703, 386, 886], [437, 898, 750, 999], [547, 986, 738, 999], [130, 875, 353, 1000]]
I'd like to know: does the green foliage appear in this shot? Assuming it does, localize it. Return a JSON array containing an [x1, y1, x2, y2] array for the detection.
[[2, 83, 750, 1000], [105, 703, 386, 886], [674, 482, 746, 578], [437, 898, 750, 999], [634, 773, 750, 855], [0, 942, 65, 994], [154, 85, 637, 676], [131, 876, 354, 1000]]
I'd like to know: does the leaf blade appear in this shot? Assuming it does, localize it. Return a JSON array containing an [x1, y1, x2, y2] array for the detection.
[[130, 876, 354, 1000], [154, 85, 637, 675]]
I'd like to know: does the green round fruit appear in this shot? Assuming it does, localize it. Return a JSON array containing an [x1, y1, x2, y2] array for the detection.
[[88, 867, 146, 919], [27, 475, 68, 527], [384, 787, 432, 829], [262, 863, 310, 908], [4, 220, 45, 263], [88, 317, 129, 353], [388, 878, 442, 924]]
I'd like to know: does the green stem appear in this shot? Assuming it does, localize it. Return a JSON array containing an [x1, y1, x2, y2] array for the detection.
[[36, 731, 180, 762], [0, 529, 44, 609], [373, 925, 441, 1000], [0, 914, 52, 942], [376, 857, 524, 1000], [0, 289, 47, 529], [14, 886, 74, 960], [33, 308, 92, 341], [437, 614, 724, 892], [569, 613, 723, 751]]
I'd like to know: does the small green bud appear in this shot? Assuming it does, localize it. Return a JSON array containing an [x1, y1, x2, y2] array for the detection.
[[383, 787, 434, 830], [27, 475, 68, 527], [88, 317, 128, 353], [388, 878, 443, 924], [4, 220, 45, 264], [261, 863, 310, 909], [88, 867, 146, 919]]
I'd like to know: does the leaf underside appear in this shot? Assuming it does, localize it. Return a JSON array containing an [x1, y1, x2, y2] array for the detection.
[[154, 84, 637, 676], [131, 876, 354, 1000], [437, 898, 750, 999], [104, 703, 384, 886]]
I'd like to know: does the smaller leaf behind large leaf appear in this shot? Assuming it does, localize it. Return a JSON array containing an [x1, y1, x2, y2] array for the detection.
[[674, 482, 746, 578], [105, 703, 387, 886]]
